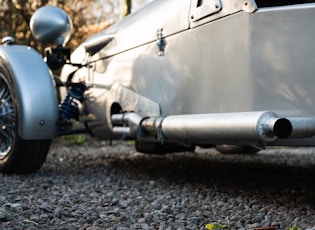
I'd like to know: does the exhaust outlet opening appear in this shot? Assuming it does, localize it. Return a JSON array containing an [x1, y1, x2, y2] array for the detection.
[[273, 118, 292, 139]]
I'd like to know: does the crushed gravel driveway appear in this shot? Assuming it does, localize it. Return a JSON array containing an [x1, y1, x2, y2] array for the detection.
[[1, 137, 315, 229]]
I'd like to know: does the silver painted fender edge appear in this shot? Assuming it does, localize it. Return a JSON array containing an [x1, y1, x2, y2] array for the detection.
[[0, 45, 58, 140]]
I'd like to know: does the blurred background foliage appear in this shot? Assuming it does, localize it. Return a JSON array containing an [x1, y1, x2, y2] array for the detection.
[[0, 0, 151, 53]]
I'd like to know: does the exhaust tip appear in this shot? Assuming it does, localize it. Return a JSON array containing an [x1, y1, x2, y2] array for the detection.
[[274, 118, 292, 139]]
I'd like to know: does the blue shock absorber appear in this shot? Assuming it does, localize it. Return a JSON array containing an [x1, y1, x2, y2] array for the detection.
[[59, 93, 78, 120], [58, 86, 84, 125]]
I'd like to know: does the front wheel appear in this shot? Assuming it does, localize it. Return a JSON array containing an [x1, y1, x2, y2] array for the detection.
[[0, 62, 51, 174]]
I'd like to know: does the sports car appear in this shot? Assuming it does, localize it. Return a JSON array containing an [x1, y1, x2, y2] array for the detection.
[[1, 0, 315, 173]]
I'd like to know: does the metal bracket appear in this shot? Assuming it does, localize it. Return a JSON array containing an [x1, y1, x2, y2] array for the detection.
[[156, 28, 166, 56], [242, 0, 257, 13], [190, 0, 222, 22]]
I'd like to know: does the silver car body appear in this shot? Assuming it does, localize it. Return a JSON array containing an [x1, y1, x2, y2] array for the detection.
[[59, 0, 315, 146]]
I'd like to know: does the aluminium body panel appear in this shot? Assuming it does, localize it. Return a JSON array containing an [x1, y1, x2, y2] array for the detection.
[[85, 0, 255, 57], [68, 3, 315, 145], [248, 4, 315, 117], [98, 4, 315, 117], [94, 0, 191, 57]]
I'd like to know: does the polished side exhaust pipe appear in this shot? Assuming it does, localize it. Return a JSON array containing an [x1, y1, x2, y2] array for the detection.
[[111, 112, 142, 137], [112, 111, 293, 143], [140, 111, 291, 142], [285, 117, 315, 138]]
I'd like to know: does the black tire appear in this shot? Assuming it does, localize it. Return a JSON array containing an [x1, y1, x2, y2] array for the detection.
[[0, 59, 51, 174], [215, 144, 260, 155]]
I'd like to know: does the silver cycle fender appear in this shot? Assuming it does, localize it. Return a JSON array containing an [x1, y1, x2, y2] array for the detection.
[[0, 45, 58, 140]]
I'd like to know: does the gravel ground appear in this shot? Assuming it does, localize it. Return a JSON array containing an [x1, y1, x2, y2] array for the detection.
[[1, 137, 315, 229]]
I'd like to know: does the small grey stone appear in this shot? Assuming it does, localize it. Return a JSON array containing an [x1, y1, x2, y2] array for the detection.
[[7, 203, 22, 212]]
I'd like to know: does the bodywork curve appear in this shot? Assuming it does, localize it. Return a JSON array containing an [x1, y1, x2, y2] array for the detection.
[[0, 45, 58, 140]]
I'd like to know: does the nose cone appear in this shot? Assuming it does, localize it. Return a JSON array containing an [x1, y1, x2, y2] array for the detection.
[[30, 6, 73, 47]]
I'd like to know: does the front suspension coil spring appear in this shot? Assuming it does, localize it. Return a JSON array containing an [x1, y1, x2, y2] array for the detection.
[[59, 86, 84, 121]]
